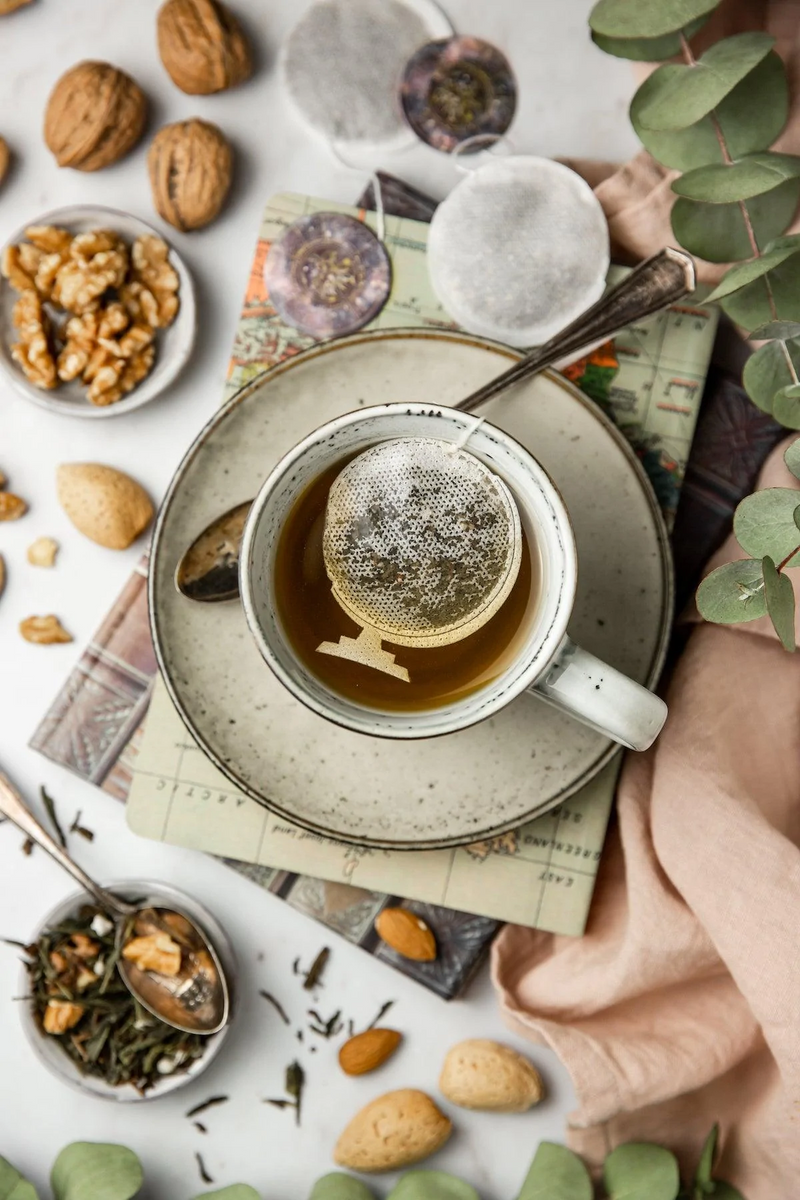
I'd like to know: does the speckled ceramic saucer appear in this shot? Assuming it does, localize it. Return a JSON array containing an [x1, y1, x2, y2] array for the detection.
[[150, 329, 672, 850]]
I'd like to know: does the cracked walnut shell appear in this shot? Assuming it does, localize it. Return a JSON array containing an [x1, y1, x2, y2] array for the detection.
[[44, 61, 147, 172], [158, 0, 252, 95], [148, 119, 233, 232]]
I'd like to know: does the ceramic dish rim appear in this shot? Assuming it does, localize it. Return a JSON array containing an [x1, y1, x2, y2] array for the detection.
[[0, 204, 197, 419], [149, 326, 674, 850]]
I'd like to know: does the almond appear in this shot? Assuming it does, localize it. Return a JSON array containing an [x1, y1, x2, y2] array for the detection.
[[57, 462, 154, 550], [374, 907, 436, 962], [439, 1039, 544, 1113], [339, 1028, 402, 1076], [334, 1089, 452, 1173]]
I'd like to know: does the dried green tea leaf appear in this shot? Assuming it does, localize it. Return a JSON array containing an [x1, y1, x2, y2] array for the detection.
[[41, 786, 67, 849], [785, 439, 800, 479], [188, 1188, 260, 1200], [719, 252, 800, 332], [694, 1125, 718, 1191], [671, 179, 800, 263], [762, 556, 796, 650], [673, 153, 800, 203], [388, 1171, 479, 1200], [0, 1156, 39, 1200], [592, 17, 708, 61], [749, 321, 800, 340], [636, 33, 775, 132], [630, 52, 789, 171], [589, 0, 719, 39], [706, 235, 800, 300], [772, 384, 800, 430], [310, 1175, 377, 1200], [734, 488, 800, 566], [742, 339, 800, 413], [51, 1144, 143, 1200], [604, 1143, 680, 1200], [696, 560, 767, 623], [516, 1142, 592, 1200]]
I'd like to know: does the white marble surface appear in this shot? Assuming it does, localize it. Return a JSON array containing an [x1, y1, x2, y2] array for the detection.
[[0, 1, 638, 1194]]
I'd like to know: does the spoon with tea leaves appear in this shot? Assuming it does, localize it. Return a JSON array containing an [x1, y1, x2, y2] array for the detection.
[[0, 769, 230, 1036], [176, 247, 696, 603]]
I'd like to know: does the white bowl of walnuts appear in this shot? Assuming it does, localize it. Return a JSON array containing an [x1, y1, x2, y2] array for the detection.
[[0, 204, 196, 418]]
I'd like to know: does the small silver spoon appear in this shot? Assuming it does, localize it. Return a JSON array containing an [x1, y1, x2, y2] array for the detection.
[[0, 769, 230, 1036], [176, 248, 696, 603]]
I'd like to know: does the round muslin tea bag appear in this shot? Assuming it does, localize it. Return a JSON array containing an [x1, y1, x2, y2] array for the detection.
[[400, 35, 517, 153], [282, 0, 453, 151], [427, 155, 610, 347], [265, 211, 392, 338]]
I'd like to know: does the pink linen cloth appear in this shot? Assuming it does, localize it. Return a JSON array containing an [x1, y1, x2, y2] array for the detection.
[[492, 5, 800, 1194]]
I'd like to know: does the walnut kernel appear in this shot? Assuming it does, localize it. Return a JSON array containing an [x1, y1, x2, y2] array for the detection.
[[122, 931, 182, 976], [27, 537, 59, 567], [0, 492, 27, 520], [19, 615, 73, 644], [43, 999, 84, 1035]]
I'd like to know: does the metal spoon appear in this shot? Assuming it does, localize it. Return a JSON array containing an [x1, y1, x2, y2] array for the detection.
[[176, 248, 696, 603], [0, 769, 230, 1036]]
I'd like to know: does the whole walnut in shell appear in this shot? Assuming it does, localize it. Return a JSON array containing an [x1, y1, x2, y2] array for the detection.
[[157, 0, 252, 95], [148, 119, 233, 232], [44, 61, 147, 171]]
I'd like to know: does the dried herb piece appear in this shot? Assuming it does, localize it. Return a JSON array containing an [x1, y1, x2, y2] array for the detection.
[[69, 810, 95, 842], [366, 1000, 394, 1030], [302, 946, 330, 990], [21, 904, 207, 1093], [41, 786, 67, 848], [307, 1008, 343, 1039], [193, 1121, 207, 1134], [296, 1029, 304, 1042], [286, 1060, 305, 1126], [292, 957, 300, 975], [195, 1152, 213, 1185], [259, 990, 290, 1025], [264, 1098, 293, 1110], [22, 837, 34, 856], [186, 1094, 230, 1118]]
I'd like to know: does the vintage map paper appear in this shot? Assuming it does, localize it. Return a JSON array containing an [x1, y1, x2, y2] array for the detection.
[[123, 190, 718, 935]]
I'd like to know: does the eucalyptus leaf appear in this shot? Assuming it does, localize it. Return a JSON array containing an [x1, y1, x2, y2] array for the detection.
[[636, 33, 775, 132], [762, 555, 796, 650], [694, 1125, 718, 1191], [630, 51, 789, 171], [749, 320, 800, 339], [673, 152, 800, 203], [719, 252, 800, 332], [310, 1176, 376, 1200], [706, 235, 800, 301], [0, 1158, 39, 1200], [734, 488, 800, 566], [388, 1171, 479, 1200], [603, 1144, 680, 1200], [772, 383, 800, 430], [784, 438, 800, 479], [592, 17, 708, 61], [671, 179, 800, 262], [51, 1144, 143, 1200], [742, 338, 800, 413], [696, 559, 767, 623], [588, 0, 719, 39], [516, 1143, 592, 1200], [189, 1189, 260, 1200]]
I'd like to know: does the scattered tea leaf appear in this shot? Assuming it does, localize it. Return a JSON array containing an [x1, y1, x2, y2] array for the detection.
[[186, 1095, 230, 1118], [388, 1170, 479, 1200], [762, 556, 796, 650], [310, 1173, 377, 1200], [69, 811, 95, 842], [366, 1000, 394, 1030], [259, 990, 290, 1024], [604, 1143, 680, 1200], [195, 1153, 213, 1186], [51, 1143, 143, 1200], [41, 787, 67, 849], [303, 947, 330, 990], [0, 1154, 39, 1200], [308, 1008, 343, 1038], [193, 1122, 207, 1135], [292, 957, 301, 975], [21, 837, 34, 856], [286, 1060, 305, 1126], [516, 1142, 592, 1200], [264, 1098, 293, 1110], [696, 560, 767, 624]]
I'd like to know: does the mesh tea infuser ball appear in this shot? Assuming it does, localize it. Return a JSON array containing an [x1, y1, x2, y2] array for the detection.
[[427, 155, 610, 348], [316, 437, 522, 681]]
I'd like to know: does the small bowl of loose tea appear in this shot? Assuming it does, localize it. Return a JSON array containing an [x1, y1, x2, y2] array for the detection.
[[17, 879, 235, 1102]]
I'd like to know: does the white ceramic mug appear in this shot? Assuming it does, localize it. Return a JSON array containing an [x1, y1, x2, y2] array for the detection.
[[240, 404, 667, 750]]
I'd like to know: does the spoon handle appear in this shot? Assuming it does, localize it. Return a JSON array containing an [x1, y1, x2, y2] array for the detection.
[[455, 248, 696, 414], [0, 770, 135, 918]]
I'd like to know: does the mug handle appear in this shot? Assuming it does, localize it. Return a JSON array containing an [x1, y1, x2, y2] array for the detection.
[[530, 637, 667, 752]]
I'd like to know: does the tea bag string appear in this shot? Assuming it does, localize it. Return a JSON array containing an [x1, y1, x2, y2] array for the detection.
[[329, 141, 386, 245], [450, 132, 516, 175]]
